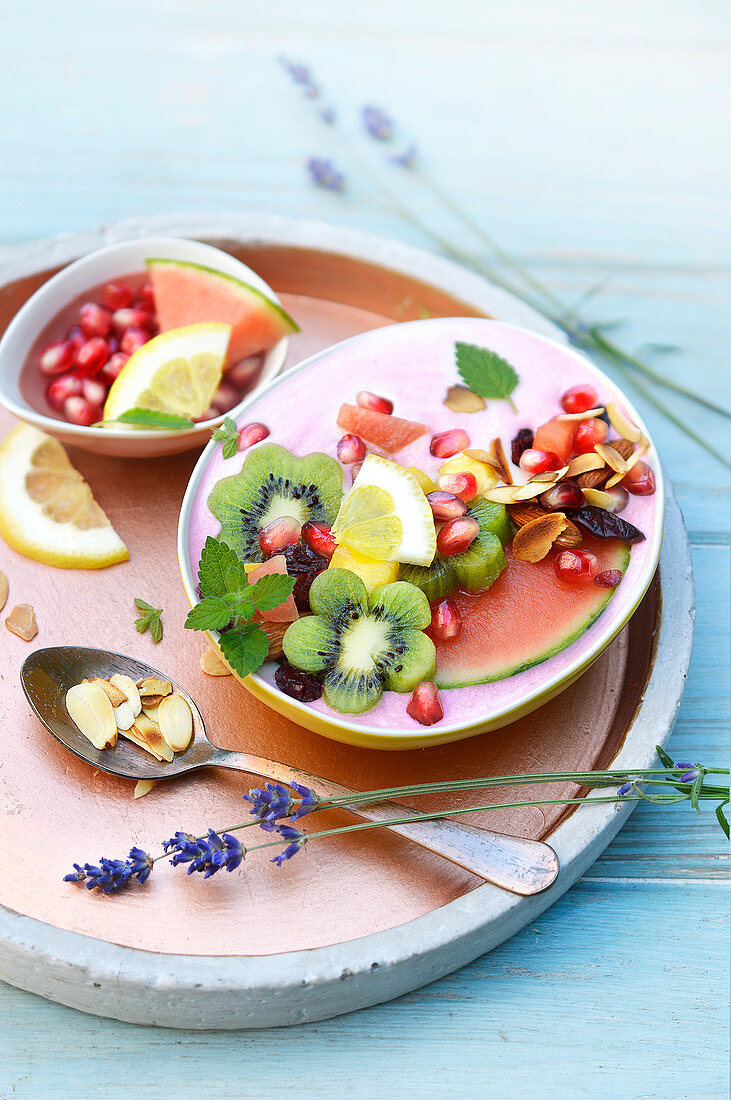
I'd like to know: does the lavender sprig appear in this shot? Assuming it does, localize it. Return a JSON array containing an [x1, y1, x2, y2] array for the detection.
[[64, 847, 153, 894], [165, 829, 245, 878], [307, 157, 346, 192]]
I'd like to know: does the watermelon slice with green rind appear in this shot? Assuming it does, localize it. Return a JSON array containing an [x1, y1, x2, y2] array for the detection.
[[147, 259, 299, 366], [433, 535, 630, 688]]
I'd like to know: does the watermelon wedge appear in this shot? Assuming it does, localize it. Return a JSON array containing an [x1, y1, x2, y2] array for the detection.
[[337, 404, 428, 452], [147, 259, 299, 366], [533, 416, 575, 465], [433, 535, 629, 688]]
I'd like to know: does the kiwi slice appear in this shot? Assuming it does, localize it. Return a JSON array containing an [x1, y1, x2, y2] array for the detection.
[[282, 570, 436, 715], [207, 443, 343, 562], [399, 499, 510, 602]]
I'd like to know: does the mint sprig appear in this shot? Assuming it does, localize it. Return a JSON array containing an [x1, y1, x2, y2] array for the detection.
[[95, 408, 195, 430], [455, 342, 519, 412], [133, 598, 164, 643], [211, 416, 239, 459], [185, 537, 296, 678]]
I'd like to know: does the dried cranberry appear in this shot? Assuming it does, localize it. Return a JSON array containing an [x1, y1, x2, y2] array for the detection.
[[511, 427, 534, 465], [273, 542, 329, 611], [574, 506, 645, 544], [275, 660, 323, 702]]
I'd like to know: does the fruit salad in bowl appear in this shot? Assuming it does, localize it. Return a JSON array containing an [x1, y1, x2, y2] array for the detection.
[[179, 318, 663, 749]]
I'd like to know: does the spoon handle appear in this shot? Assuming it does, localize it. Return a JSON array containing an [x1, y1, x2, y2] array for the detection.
[[209, 749, 559, 896]]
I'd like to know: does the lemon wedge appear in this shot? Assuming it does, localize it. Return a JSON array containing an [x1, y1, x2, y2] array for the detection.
[[329, 546, 400, 592], [103, 322, 231, 422], [439, 452, 499, 496], [333, 455, 436, 567], [0, 424, 128, 568]]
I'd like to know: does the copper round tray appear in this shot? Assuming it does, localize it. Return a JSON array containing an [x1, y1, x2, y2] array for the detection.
[[0, 215, 693, 1028]]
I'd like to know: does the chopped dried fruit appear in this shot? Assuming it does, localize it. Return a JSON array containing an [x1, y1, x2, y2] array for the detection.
[[574, 506, 645, 543], [510, 427, 534, 465], [512, 512, 568, 563], [5, 603, 38, 641], [274, 660, 323, 702]]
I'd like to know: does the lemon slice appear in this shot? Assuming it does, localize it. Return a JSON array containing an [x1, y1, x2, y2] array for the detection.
[[0, 424, 128, 568], [333, 455, 437, 567], [103, 322, 231, 422]]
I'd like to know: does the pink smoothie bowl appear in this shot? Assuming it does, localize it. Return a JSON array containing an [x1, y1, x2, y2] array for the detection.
[[177, 318, 665, 750]]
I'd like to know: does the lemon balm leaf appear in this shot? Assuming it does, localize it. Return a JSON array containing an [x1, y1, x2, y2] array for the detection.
[[211, 417, 240, 459], [249, 573, 297, 612], [101, 408, 195, 429], [219, 622, 270, 678], [455, 342, 519, 412], [198, 537, 247, 599], [133, 598, 164, 642]]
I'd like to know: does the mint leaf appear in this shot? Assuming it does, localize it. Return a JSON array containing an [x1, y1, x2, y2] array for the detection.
[[211, 416, 239, 459], [97, 408, 195, 430], [455, 342, 519, 412], [185, 597, 233, 632], [133, 598, 164, 643], [219, 622, 270, 678], [249, 573, 297, 612], [198, 537, 247, 599]]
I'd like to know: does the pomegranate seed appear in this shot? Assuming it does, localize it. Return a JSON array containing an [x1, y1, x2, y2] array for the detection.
[[120, 327, 148, 356], [426, 491, 468, 521], [336, 433, 366, 465], [112, 307, 155, 332], [351, 462, 363, 483], [63, 395, 98, 427], [436, 515, 479, 557], [356, 390, 393, 415], [604, 485, 630, 513], [258, 517, 302, 557], [100, 352, 129, 384], [572, 418, 608, 455], [430, 599, 462, 641], [211, 383, 240, 414], [554, 549, 599, 585], [107, 335, 119, 354], [79, 302, 112, 339], [237, 422, 270, 450], [594, 569, 623, 589], [67, 325, 85, 354], [136, 280, 155, 310], [430, 429, 470, 459], [511, 427, 534, 465], [101, 281, 135, 311], [560, 384, 598, 415], [406, 682, 444, 726], [623, 460, 656, 496], [39, 340, 74, 376], [81, 377, 106, 406], [195, 407, 219, 423], [302, 520, 338, 559], [540, 481, 584, 511], [46, 373, 82, 410], [437, 471, 478, 502], [74, 337, 110, 375], [519, 448, 562, 476], [226, 357, 262, 390]]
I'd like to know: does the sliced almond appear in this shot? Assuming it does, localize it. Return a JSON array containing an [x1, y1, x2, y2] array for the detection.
[[556, 407, 605, 421], [529, 464, 569, 484], [512, 482, 550, 501], [582, 487, 618, 509], [555, 519, 583, 548], [444, 384, 486, 413], [489, 438, 513, 485], [133, 779, 159, 800], [507, 503, 582, 548], [512, 513, 568, 562], [606, 402, 643, 443], [84, 677, 126, 707], [595, 443, 629, 477], [200, 647, 232, 677], [483, 485, 522, 504], [567, 452, 605, 478], [605, 438, 649, 487], [121, 715, 173, 762], [5, 604, 38, 641], [113, 700, 136, 731], [136, 677, 172, 702], [142, 702, 161, 721], [65, 682, 117, 750], [110, 674, 142, 717], [0, 570, 8, 613], [157, 693, 194, 753]]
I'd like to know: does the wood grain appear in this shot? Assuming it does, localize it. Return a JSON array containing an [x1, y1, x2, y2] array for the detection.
[[0, 0, 728, 1096]]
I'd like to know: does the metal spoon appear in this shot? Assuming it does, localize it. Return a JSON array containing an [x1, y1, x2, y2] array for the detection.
[[20, 646, 559, 896]]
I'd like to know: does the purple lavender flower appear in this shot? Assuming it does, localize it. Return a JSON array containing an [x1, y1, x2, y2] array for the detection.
[[243, 782, 294, 823], [617, 782, 633, 797], [271, 825, 306, 866], [289, 782, 320, 821], [390, 144, 418, 169], [307, 157, 346, 192], [319, 105, 336, 125], [362, 105, 393, 141], [167, 829, 244, 878], [64, 847, 153, 894], [279, 58, 312, 86], [677, 763, 700, 783]]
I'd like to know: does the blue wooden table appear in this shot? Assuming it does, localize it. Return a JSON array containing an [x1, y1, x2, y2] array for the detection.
[[1, 2, 728, 1096]]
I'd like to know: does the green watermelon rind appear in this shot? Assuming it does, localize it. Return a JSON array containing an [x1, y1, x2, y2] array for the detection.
[[434, 543, 631, 689], [146, 259, 300, 335]]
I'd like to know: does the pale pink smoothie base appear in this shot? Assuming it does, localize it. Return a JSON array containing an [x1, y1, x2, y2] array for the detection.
[[185, 319, 662, 732]]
